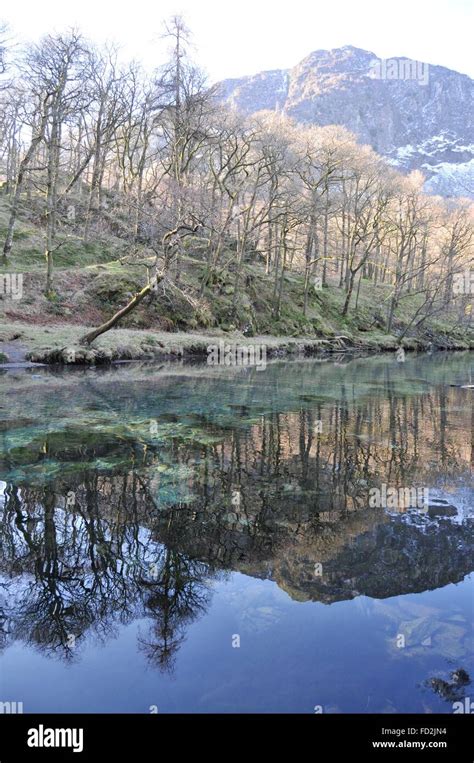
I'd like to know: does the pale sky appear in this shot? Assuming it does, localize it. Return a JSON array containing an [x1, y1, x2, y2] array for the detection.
[[2, 0, 473, 82]]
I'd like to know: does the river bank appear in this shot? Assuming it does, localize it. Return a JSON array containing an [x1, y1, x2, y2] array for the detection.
[[0, 320, 472, 366]]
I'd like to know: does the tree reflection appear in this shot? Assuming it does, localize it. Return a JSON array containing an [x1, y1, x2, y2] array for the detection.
[[0, 372, 472, 671], [138, 549, 211, 673]]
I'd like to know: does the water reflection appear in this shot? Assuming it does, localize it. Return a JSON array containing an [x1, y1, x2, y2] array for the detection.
[[0, 353, 472, 710]]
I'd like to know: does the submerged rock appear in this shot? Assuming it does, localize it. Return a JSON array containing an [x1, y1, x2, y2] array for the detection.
[[428, 669, 471, 702], [428, 501, 458, 517], [452, 669, 470, 686]]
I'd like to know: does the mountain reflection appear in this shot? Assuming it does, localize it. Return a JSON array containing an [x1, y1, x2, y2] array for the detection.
[[0, 356, 472, 671]]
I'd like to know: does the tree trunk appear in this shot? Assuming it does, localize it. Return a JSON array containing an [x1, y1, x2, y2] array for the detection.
[[44, 93, 63, 297], [341, 270, 355, 316], [2, 99, 50, 261], [80, 277, 163, 345]]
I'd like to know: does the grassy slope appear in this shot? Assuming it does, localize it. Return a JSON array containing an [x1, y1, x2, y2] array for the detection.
[[0, 198, 472, 363]]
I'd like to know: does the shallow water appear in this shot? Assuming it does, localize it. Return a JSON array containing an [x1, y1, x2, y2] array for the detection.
[[0, 352, 473, 713]]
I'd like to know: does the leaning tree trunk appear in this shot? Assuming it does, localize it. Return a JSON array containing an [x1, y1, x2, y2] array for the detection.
[[80, 222, 200, 346], [80, 277, 162, 345]]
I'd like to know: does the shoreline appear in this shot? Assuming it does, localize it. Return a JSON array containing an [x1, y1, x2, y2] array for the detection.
[[0, 321, 472, 368]]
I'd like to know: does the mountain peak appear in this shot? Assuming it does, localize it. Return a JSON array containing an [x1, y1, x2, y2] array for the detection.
[[218, 47, 474, 197], [304, 45, 375, 60]]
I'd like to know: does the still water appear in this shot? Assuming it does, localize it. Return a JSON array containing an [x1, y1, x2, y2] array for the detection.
[[0, 352, 472, 713]]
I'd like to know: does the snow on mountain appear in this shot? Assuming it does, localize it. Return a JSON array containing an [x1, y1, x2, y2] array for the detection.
[[218, 47, 474, 198]]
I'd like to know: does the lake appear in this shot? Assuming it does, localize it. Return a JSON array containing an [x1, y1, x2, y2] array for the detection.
[[0, 351, 473, 713]]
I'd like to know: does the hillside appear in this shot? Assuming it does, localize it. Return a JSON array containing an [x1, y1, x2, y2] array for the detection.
[[0, 198, 472, 365]]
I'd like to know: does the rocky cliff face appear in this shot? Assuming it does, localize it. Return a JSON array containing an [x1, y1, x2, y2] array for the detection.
[[218, 45, 474, 197]]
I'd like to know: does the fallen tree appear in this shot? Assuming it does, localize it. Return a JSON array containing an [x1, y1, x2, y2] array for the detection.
[[79, 221, 201, 346]]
